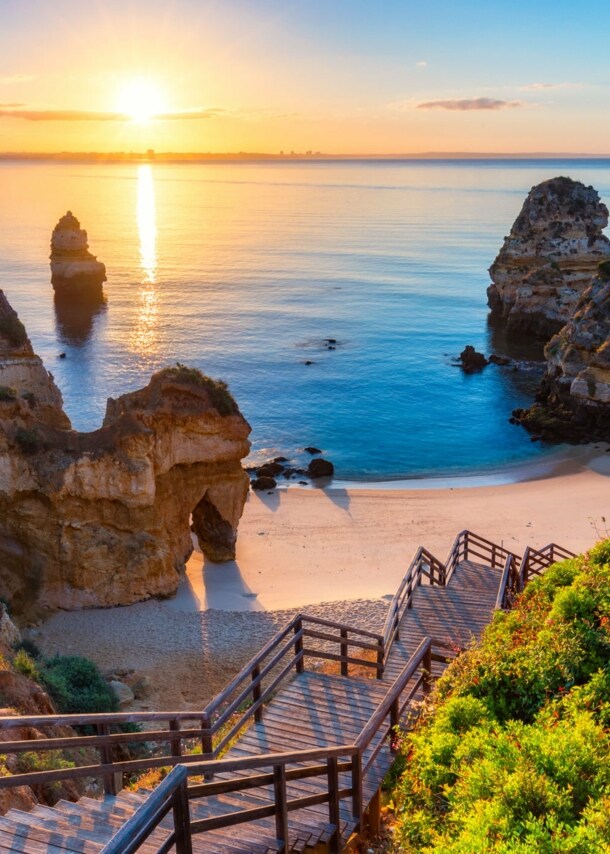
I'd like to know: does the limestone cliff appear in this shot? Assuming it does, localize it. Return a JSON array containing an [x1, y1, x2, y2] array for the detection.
[[513, 265, 610, 442], [0, 295, 251, 615], [50, 212, 106, 299], [488, 177, 610, 338]]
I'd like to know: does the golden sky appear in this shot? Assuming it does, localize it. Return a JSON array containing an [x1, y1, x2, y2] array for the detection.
[[1, 0, 609, 154]]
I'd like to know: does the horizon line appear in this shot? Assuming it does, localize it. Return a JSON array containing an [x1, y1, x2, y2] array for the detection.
[[2, 150, 610, 162]]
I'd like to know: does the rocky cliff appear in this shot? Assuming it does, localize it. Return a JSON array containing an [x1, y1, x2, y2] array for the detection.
[[488, 177, 610, 338], [50, 211, 106, 299], [0, 292, 251, 616], [513, 265, 610, 442]]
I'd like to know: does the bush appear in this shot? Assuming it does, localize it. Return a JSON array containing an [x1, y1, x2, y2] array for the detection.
[[13, 649, 40, 681], [159, 363, 239, 416], [40, 656, 118, 715], [392, 541, 610, 851], [14, 427, 44, 454], [13, 638, 42, 660], [0, 386, 16, 402], [598, 259, 610, 280], [0, 314, 27, 347]]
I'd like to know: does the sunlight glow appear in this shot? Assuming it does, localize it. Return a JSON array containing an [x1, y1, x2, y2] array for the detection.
[[118, 79, 166, 123], [134, 165, 159, 355]]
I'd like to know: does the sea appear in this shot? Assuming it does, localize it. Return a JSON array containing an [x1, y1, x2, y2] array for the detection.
[[1, 158, 608, 481]]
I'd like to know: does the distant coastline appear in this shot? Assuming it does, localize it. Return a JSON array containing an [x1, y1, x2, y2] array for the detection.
[[2, 151, 610, 164]]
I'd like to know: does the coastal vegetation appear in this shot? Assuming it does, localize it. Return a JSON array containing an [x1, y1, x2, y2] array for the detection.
[[13, 648, 118, 714], [391, 542, 610, 851], [160, 363, 239, 416]]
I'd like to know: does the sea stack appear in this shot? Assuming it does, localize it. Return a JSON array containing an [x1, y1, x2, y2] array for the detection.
[[50, 211, 106, 300], [0, 293, 251, 617], [513, 263, 610, 443], [488, 177, 610, 339]]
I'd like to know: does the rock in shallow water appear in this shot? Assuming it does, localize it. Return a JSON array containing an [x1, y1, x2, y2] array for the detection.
[[50, 211, 107, 300]]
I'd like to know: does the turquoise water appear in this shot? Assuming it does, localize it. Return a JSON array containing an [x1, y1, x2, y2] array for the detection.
[[1, 159, 608, 479]]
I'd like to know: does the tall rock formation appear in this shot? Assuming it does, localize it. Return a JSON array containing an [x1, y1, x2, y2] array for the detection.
[[513, 264, 610, 442], [0, 293, 251, 616], [488, 177, 610, 338], [50, 212, 106, 299]]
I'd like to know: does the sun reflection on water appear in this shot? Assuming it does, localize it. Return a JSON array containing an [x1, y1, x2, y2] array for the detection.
[[134, 164, 159, 355]]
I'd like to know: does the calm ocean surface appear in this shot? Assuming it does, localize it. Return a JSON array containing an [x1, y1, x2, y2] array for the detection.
[[1, 159, 609, 480]]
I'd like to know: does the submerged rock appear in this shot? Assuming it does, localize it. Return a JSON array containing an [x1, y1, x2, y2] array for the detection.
[[50, 211, 106, 300], [513, 266, 610, 442], [0, 295, 251, 615], [488, 177, 610, 339]]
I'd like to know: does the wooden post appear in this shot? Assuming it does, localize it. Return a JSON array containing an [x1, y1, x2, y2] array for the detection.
[[340, 629, 348, 677], [200, 715, 214, 782], [169, 719, 182, 760], [491, 543, 497, 567], [351, 751, 363, 823], [463, 531, 469, 561], [327, 757, 341, 854], [273, 764, 289, 853], [376, 640, 384, 680], [252, 664, 263, 722], [422, 643, 432, 697], [390, 699, 399, 753], [368, 787, 381, 837], [97, 723, 119, 796], [172, 777, 193, 854], [294, 619, 304, 673]]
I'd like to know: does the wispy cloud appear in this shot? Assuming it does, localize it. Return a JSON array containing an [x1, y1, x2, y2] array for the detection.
[[0, 107, 223, 121], [0, 74, 35, 85], [519, 82, 580, 91], [415, 61, 427, 68], [417, 97, 523, 111]]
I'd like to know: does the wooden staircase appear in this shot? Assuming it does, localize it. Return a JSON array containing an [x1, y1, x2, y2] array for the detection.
[[0, 532, 574, 853]]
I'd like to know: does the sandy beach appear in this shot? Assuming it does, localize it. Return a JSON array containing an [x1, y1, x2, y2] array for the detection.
[[32, 445, 610, 709]]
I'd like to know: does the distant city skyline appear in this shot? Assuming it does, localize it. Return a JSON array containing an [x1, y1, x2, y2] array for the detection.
[[1, 0, 609, 154]]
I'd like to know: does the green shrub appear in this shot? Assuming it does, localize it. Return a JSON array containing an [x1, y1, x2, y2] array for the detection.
[[159, 363, 239, 416], [0, 386, 16, 402], [598, 259, 610, 280], [13, 649, 40, 681], [14, 427, 44, 454], [0, 314, 27, 347], [40, 656, 118, 715], [392, 542, 610, 851], [13, 638, 42, 660]]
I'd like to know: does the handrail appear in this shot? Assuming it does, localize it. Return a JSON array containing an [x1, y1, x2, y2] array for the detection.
[[100, 764, 191, 854], [101, 637, 435, 854], [0, 529, 570, 799]]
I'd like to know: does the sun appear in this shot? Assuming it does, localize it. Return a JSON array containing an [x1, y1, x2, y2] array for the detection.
[[117, 79, 166, 123]]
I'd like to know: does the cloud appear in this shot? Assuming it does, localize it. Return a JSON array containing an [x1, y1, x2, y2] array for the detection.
[[0, 74, 35, 85], [519, 82, 579, 91], [0, 107, 222, 121], [416, 61, 427, 68], [416, 97, 523, 111]]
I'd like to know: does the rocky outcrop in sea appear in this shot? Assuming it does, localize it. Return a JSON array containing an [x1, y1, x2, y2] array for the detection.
[[488, 177, 610, 339], [50, 211, 106, 299], [0, 292, 251, 616], [512, 264, 610, 442]]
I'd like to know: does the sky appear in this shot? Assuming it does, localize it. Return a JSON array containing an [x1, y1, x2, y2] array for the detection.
[[1, 0, 610, 155]]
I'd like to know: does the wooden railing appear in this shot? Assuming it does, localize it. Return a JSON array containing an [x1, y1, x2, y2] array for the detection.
[[0, 530, 568, 799], [100, 637, 438, 854], [382, 529, 519, 662], [0, 614, 383, 794]]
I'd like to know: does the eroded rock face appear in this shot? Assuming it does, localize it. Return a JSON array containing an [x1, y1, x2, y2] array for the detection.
[[0, 296, 251, 615], [488, 177, 610, 338], [513, 268, 610, 442], [50, 211, 106, 300]]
